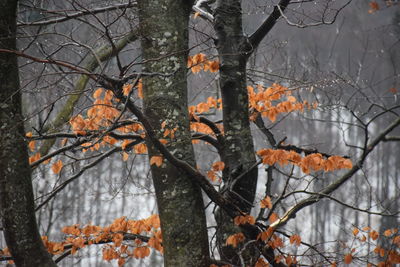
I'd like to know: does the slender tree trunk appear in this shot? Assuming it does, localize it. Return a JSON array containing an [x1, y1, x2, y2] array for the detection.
[[137, 1, 210, 266], [0, 1, 56, 266], [214, 0, 258, 264]]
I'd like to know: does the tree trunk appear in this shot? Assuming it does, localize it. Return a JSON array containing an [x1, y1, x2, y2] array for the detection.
[[137, 1, 210, 266], [0, 1, 56, 266], [214, 0, 259, 264]]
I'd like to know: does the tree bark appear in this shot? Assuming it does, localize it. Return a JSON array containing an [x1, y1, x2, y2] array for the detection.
[[137, 1, 210, 266], [0, 1, 56, 266], [213, 0, 259, 264]]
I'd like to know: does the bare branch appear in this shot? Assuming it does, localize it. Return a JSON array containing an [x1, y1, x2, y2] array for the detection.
[[270, 117, 400, 228], [246, 0, 291, 54], [277, 0, 352, 28], [17, 2, 137, 27]]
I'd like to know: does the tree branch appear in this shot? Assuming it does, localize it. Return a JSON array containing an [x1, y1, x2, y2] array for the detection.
[[101, 78, 244, 219], [246, 0, 291, 54], [37, 30, 138, 156], [270, 117, 400, 228], [54, 232, 150, 263], [18, 2, 137, 27]]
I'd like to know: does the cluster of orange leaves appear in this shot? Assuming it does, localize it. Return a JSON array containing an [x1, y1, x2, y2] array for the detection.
[[257, 148, 353, 174], [187, 53, 219, 73], [70, 87, 147, 159], [188, 83, 315, 141], [122, 79, 143, 98], [51, 215, 160, 266], [70, 87, 143, 135], [26, 131, 63, 174], [225, 223, 300, 266], [248, 83, 317, 122], [206, 161, 225, 182], [189, 96, 223, 141], [222, 209, 400, 267], [1, 215, 162, 266], [27, 83, 145, 170], [338, 226, 400, 266]]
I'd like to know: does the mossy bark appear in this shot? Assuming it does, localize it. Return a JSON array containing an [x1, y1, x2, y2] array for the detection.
[[137, 1, 210, 266], [39, 31, 138, 156], [0, 1, 56, 266]]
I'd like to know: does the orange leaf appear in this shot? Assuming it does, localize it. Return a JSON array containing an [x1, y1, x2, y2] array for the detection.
[[285, 255, 295, 265], [255, 257, 270, 267], [207, 170, 217, 182], [383, 229, 393, 237], [269, 213, 279, 224], [379, 247, 385, 257], [289, 234, 301, 246], [43, 157, 51, 165], [257, 227, 275, 241], [226, 232, 245, 248], [360, 235, 367, 242], [52, 159, 63, 174], [121, 140, 130, 150], [134, 143, 147, 154], [93, 88, 103, 99], [233, 215, 255, 225], [137, 79, 143, 99], [260, 196, 272, 209], [192, 53, 206, 65], [369, 1, 379, 11], [352, 228, 359, 236], [159, 139, 168, 145], [196, 102, 210, 113], [150, 156, 163, 167], [163, 129, 171, 138], [272, 236, 284, 248], [29, 152, 41, 164], [133, 246, 150, 259], [287, 95, 296, 103], [344, 253, 352, 264], [104, 90, 113, 101], [122, 152, 129, 161], [187, 56, 193, 68], [212, 161, 225, 172], [25, 131, 33, 138], [117, 258, 126, 267], [123, 83, 133, 96], [362, 226, 371, 231], [370, 230, 379, 240], [209, 60, 219, 72], [28, 140, 36, 152]]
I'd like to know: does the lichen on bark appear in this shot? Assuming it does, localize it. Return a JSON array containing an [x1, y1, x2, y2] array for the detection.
[[137, 1, 210, 266]]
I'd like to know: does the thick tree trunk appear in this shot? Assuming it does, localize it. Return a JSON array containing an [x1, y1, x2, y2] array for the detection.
[[137, 1, 210, 266], [214, 0, 258, 264], [0, 1, 56, 266]]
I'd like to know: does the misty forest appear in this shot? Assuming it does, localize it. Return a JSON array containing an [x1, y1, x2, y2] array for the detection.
[[0, 0, 399, 266]]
